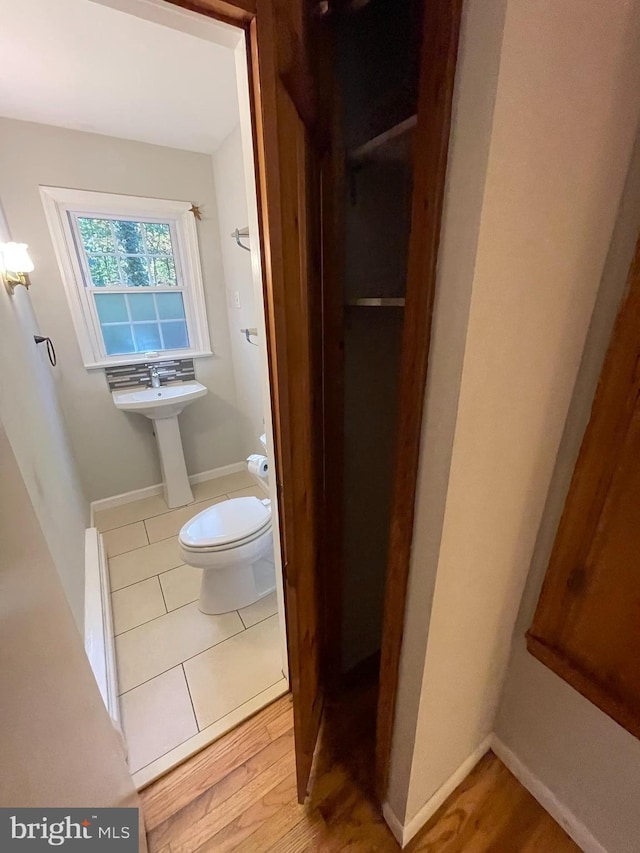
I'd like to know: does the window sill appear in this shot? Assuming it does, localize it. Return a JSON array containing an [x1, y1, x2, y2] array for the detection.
[[84, 351, 214, 371]]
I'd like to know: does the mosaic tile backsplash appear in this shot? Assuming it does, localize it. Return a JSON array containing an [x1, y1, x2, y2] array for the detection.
[[105, 358, 196, 391]]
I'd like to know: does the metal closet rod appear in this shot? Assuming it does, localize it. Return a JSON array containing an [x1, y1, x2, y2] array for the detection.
[[231, 227, 251, 251]]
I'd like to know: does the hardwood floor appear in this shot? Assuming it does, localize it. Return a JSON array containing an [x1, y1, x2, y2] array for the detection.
[[411, 754, 581, 853], [140, 691, 580, 852]]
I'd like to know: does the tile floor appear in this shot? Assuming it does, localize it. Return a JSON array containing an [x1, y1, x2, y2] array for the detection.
[[95, 471, 287, 784]]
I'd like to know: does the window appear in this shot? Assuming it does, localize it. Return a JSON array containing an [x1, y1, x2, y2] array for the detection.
[[40, 187, 211, 368], [74, 216, 188, 356]]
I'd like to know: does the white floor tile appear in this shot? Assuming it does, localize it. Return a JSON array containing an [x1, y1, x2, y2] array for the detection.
[[144, 496, 228, 544], [109, 537, 184, 591], [239, 591, 279, 629], [227, 486, 266, 500], [120, 666, 198, 774], [184, 614, 282, 729], [159, 564, 202, 611], [131, 679, 289, 789], [191, 471, 256, 502], [111, 577, 166, 635], [94, 494, 170, 532], [102, 522, 148, 558], [115, 602, 244, 694]]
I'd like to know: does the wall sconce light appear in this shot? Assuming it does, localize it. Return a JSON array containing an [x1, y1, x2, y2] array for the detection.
[[1, 242, 34, 294]]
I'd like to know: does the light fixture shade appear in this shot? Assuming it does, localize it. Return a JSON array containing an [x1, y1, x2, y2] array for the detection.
[[2, 242, 34, 273]]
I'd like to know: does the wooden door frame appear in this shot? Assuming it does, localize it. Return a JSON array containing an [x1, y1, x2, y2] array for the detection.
[[167, 0, 327, 801], [375, 0, 464, 800]]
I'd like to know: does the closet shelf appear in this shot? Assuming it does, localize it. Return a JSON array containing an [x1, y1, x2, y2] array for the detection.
[[346, 297, 405, 307], [347, 115, 417, 164]]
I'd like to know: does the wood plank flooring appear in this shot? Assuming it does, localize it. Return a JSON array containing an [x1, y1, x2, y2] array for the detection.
[[141, 690, 580, 852]]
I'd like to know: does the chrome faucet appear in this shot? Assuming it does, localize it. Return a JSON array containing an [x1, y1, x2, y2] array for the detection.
[[149, 366, 161, 388]]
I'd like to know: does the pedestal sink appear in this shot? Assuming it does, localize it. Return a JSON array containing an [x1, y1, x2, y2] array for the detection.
[[112, 382, 208, 508]]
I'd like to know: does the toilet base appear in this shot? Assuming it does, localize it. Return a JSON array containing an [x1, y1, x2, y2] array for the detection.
[[198, 555, 276, 615]]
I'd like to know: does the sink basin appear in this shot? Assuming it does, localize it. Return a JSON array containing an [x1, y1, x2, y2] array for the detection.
[[112, 381, 208, 508], [113, 381, 207, 420]]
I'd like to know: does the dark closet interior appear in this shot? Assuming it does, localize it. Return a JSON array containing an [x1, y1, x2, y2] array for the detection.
[[329, 0, 423, 672]]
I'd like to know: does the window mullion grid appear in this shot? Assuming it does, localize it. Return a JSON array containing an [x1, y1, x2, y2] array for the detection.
[[109, 219, 127, 286], [123, 290, 135, 353], [140, 221, 156, 287], [153, 291, 167, 351], [87, 285, 181, 293]]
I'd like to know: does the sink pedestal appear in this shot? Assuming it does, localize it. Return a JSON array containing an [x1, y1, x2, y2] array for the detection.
[[154, 416, 194, 508], [112, 381, 207, 508]]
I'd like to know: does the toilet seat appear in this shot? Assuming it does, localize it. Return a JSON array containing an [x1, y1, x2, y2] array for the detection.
[[177, 490, 276, 614], [179, 496, 271, 553]]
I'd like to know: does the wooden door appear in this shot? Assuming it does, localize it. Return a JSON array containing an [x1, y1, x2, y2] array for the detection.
[[252, 0, 329, 801], [167, 0, 330, 802], [527, 237, 640, 739]]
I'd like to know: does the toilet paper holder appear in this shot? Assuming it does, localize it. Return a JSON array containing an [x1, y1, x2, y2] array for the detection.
[[247, 454, 269, 479]]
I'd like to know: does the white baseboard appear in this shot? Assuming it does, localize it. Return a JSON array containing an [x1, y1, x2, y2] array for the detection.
[[255, 475, 270, 496], [383, 733, 607, 852], [90, 461, 247, 518], [189, 462, 246, 486], [383, 735, 492, 847], [381, 801, 406, 847], [491, 735, 607, 853], [84, 528, 120, 731]]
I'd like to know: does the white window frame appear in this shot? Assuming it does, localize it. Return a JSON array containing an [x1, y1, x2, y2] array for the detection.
[[40, 186, 212, 369]]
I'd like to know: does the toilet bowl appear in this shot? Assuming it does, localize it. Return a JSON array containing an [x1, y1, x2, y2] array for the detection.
[[178, 495, 276, 614]]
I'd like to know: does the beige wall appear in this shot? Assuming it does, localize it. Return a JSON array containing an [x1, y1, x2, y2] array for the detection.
[[495, 129, 640, 853], [0, 421, 144, 847], [0, 203, 87, 629], [388, 0, 640, 828], [0, 117, 242, 501], [212, 123, 265, 457]]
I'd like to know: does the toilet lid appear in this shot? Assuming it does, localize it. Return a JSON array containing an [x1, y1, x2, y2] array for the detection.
[[179, 497, 271, 549]]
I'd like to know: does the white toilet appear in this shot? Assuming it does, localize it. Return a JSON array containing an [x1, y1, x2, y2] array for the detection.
[[178, 494, 275, 614]]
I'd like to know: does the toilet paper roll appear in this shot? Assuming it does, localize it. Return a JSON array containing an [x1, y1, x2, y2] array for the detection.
[[247, 454, 269, 479]]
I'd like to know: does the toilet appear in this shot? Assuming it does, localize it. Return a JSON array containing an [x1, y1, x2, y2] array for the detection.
[[178, 495, 275, 614]]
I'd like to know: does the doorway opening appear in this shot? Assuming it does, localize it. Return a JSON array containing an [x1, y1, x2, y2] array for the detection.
[[0, 0, 288, 787]]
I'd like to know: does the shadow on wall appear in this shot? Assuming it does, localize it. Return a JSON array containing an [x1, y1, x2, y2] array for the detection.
[[0, 202, 87, 629], [212, 123, 265, 458], [179, 388, 261, 467], [0, 421, 143, 844]]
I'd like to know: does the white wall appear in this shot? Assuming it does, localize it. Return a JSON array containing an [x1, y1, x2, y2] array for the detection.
[[0, 202, 87, 629], [0, 117, 243, 501], [212, 123, 265, 456], [0, 420, 144, 849], [494, 128, 640, 853], [387, 0, 640, 830]]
